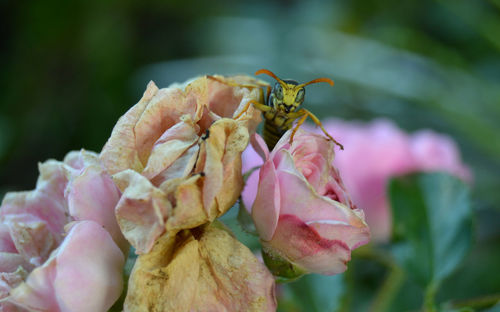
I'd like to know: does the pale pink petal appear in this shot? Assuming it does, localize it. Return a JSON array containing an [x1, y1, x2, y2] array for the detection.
[[53, 221, 124, 312], [8, 254, 58, 311], [241, 168, 260, 212], [0, 224, 15, 253], [66, 165, 128, 254], [0, 253, 31, 274], [252, 160, 280, 241], [241, 142, 264, 174], [251, 133, 270, 162], [9, 221, 124, 312]]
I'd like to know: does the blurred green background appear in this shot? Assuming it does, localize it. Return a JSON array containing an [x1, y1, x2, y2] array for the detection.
[[1, 0, 499, 311]]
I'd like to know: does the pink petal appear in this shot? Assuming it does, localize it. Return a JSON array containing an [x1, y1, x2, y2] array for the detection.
[[252, 160, 280, 241], [66, 165, 128, 254], [410, 130, 472, 182], [250, 133, 269, 162], [307, 220, 370, 250], [0, 224, 16, 253], [266, 214, 351, 275], [276, 153, 363, 228], [9, 221, 125, 312], [241, 168, 260, 212]]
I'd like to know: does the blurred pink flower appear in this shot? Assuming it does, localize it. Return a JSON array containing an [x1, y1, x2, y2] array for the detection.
[[0, 150, 127, 312], [302, 118, 472, 242], [246, 130, 370, 276], [100, 76, 263, 254]]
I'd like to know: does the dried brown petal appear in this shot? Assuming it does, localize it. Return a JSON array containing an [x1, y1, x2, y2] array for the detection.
[[124, 223, 276, 312]]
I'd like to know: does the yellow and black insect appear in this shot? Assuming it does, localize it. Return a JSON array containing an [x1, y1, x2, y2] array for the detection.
[[235, 69, 343, 150], [207, 69, 343, 150]]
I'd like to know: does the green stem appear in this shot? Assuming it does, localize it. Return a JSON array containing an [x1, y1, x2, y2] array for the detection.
[[424, 282, 439, 312], [338, 260, 354, 312], [370, 264, 405, 312], [353, 246, 406, 312]]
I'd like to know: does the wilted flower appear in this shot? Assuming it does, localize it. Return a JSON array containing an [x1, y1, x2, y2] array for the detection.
[[305, 118, 472, 241], [244, 130, 370, 277], [124, 222, 277, 312], [0, 150, 126, 311], [100, 76, 263, 254]]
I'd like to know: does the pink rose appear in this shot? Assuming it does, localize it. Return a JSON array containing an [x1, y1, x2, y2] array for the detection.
[[100, 76, 263, 254], [0, 150, 127, 311], [304, 118, 472, 242], [246, 130, 370, 276]]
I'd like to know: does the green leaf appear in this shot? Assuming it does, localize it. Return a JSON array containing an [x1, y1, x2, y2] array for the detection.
[[389, 172, 473, 288], [278, 274, 345, 312]]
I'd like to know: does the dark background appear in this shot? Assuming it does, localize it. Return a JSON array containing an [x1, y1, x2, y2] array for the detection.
[[1, 0, 499, 310]]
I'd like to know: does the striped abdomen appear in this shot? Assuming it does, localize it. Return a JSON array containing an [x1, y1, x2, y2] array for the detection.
[[263, 119, 291, 150]]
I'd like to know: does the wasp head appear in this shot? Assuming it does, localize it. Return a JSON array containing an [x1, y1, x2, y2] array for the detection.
[[255, 69, 334, 114]]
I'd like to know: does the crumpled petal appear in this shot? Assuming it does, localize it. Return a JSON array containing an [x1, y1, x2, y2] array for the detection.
[[100, 76, 261, 254], [124, 223, 276, 312], [113, 170, 171, 254], [198, 118, 249, 216], [100, 81, 160, 175]]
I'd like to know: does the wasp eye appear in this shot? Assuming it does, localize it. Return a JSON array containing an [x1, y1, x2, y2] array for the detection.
[[295, 88, 305, 103], [273, 83, 283, 100]]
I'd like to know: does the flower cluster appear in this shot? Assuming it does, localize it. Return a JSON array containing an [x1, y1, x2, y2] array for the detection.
[[0, 150, 126, 311], [0, 74, 471, 312]]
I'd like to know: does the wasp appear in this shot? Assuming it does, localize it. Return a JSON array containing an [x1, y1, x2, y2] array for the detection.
[[208, 69, 343, 150]]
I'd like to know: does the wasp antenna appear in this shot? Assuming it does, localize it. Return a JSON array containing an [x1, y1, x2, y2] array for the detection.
[[255, 69, 285, 84], [301, 77, 335, 87]]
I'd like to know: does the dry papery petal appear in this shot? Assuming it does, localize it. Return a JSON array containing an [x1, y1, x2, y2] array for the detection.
[[100, 75, 262, 177], [124, 223, 276, 312], [112, 118, 250, 254]]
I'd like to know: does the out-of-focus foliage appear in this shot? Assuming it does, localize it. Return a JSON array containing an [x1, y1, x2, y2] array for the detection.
[[2, 0, 500, 311]]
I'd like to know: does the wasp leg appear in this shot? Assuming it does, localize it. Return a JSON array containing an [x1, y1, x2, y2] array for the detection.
[[291, 109, 344, 150], [288, 113, 309, 143], [234, 100, 271, 120]]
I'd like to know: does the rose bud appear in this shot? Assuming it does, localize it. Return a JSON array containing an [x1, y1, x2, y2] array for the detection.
[[304, 119, 471, 242], [245, 130, 370, 278]]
